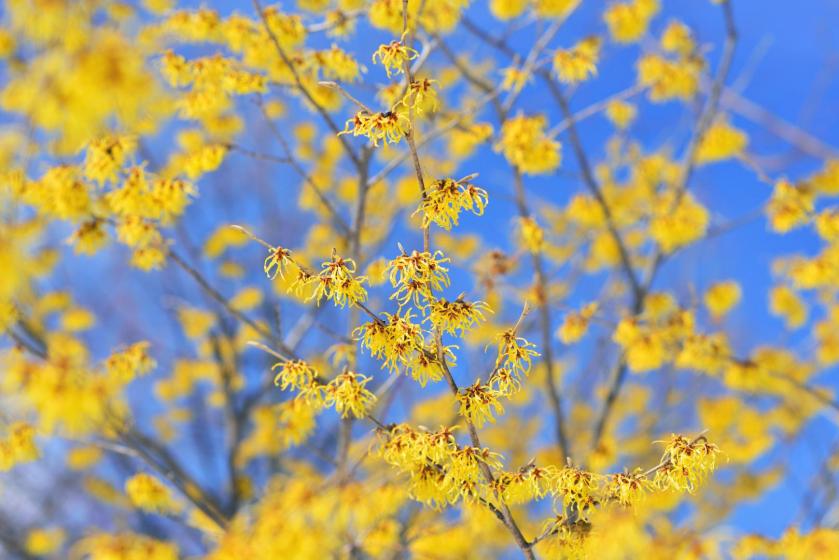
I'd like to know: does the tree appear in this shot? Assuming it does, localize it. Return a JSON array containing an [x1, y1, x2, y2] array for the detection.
[[1, 0, 838, 558]]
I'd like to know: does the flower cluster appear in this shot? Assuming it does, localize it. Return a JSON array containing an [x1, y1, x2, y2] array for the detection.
[[386, 249, 451, 307], [426, 297, 491, 335], [354, 311, 453, 387], [614, 301, 696, 372], [456, 381, 505, 428], [323, 371, 377, 419], [105, 341, 156, 382], [272, 360, 318, 391], [494, 328, 540, 379], [83, 135, 137, 185], [404, 78, 439, 114], [341, 108, 411, 146], [372, 39, 418, 78], [376, 424, 503, 507], [415, 177, 489, 230], [492, 465, 553, 505], [653, 434, 722, 492], [309, 254, 369, 308]]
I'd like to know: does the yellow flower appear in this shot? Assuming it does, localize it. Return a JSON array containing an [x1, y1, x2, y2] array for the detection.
[[83, 135, 137, 184], [318, 45, 362, 82], [61, 306, 96, 332], [604, 0, 660, 43], [152, 177, 196, 218], [131, 245, 168, 271], [426, 297, 491, 335], [637, 53, 702, 101], [448, 120, 493, 158], [552, 467, 603, 516], [494, 328, 540, 378], [704, 280, 741, 319], [534, 0, 581, 18], [116, 216, 161, 248], [808, 159, 839, 195], [372, 39, 418, 78], [125, 473, 180, 514], [496, 115, 562, 175], [491, 0, 528, 20], [106, 341, 156, 382], [766, 179, 813, 233], [495, 467, 552, 505], [607, 472, 652, 507], [416, 177, 488, 230], [696, 118, 748, 164], [553, 37, 601, 84], [25, 528, 65, 556], [262, 7, 307, 49], [613, 318, 668, 372], [0, 422, 39, 471], [815, 208, 839, 241], [72, 533, 178, 560], [605, 99, 637, 129], [500, 66, 532, 94], [769, 285, 807, 330], [404, 78, 439, 114], [67, 446, 103, 470], [178, 306, 215, 339], [273, 360, 318, 391], [324, 371, 377, 418], [558, 302, 599, 344], [264, 245, 292, 279], [650, 192, 709, 253], [38, 166, 92, 221], [488, 367, 522, 395], [310, 253, 368, 308], [355, 310, 423, 373], [653, 434, 721, 493], [675, 333, 731, 375], [387, 249, 450, 307], [660, 20, 695, 56], [230, 286, 264, 311], [340, 107, 411, 146], [456, 381, 505, 428]]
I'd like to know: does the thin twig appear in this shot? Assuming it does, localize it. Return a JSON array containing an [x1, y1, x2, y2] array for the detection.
[[252, 0, 364, 172]]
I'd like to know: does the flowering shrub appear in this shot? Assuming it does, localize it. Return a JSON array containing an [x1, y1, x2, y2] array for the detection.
[[0, 0, 837, 558]]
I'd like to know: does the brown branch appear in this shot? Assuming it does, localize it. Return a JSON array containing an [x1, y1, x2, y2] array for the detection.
[[590, 0, 739, 454], [167, 249, 297, 360], [225, 142, 291, 165], [721, 87, 839, 161], [115, 426, 229, 529], [252, 0, 364, 172], [252, 96, 352, 236], [511, 168, 571, 461], [336, 143, 373, 478], [400, 0, 430, 253], [546, 80, 644, 302]]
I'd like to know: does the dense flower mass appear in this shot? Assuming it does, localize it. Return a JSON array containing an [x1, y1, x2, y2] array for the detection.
[[0, 0, 835, 558]]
